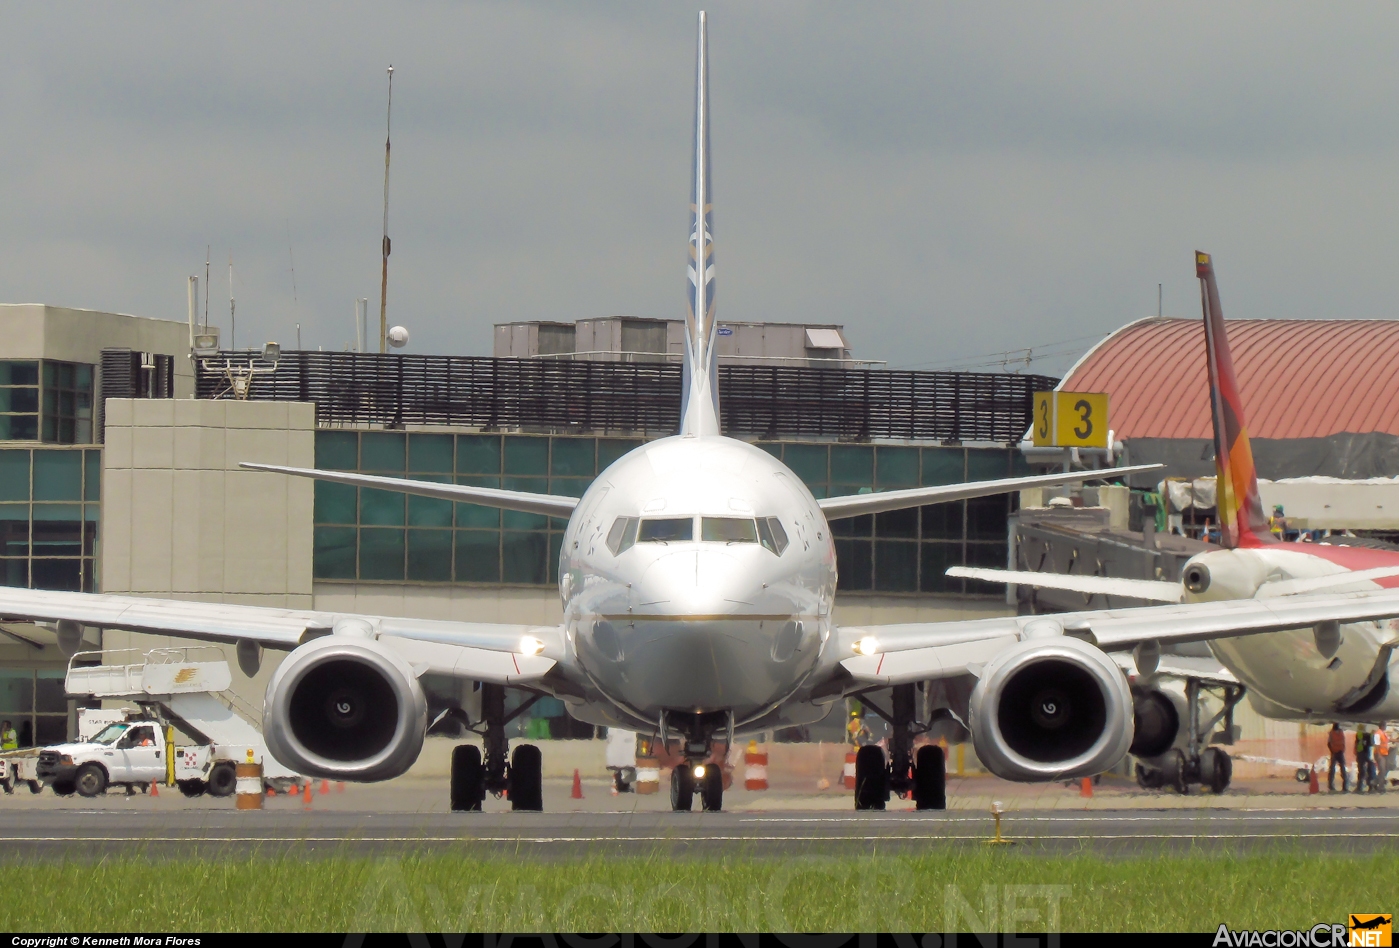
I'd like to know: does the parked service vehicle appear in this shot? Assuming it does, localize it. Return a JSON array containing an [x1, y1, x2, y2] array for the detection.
[[0, 752, 43, 794], [36, 718, 243, 798]]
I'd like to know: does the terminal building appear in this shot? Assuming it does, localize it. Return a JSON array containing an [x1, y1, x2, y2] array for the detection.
[[0, 304, 1052, 746]]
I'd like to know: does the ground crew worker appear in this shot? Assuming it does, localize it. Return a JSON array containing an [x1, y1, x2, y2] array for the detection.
[[1354, 725, 1374, 792], [1327, 722, 1348, 792], [1375, 726, 1392, 791], [0, 721, 15, 751]]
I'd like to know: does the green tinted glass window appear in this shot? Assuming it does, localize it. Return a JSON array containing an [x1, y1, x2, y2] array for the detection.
[[921, 502, 964, 540], [359, 527, 405, 581], [874, 539, 919, 592], [966, 495, 1009, 539], [33, 451, 83, 502], [502, 531, 548, 584], [0, 363, 38, 386], [782, 444, 828, 486], [920, 542, 963, 594], [454, 476, 500, 528], [835, 539, 872, 591], [875, 507, 918, 539], [457, 435, 501, 475], [0, 451, 28, 502], [876, 447, 918, 487], [597, 439, 642, 472], [963, 541, 1009, 592], [359, 487, 405, 526], [455, 530, 500, 583], [0, 671, 34, 715], [504, 437, 548, 475], [0, 505, 29, 556], [548, 477, 591, 498], [831, 446, 873, 486], [408, 434, 454, 473], [408, 491, 454, 528], [756, 442, 783, 459], [315, 431, 358, 470], [550, 438, 595, 477], [0, 417, 37, 441], [548, 532, 564, 582], [314, 482, 357, 525], [83, 450, 100, 501], [406, 529, 453, 582], [313, 527, 356, 579], [0, 559, 26, 587], [360, 432, 406, 472], [966, 449, 1010, 482], [921, 448, 965, 486], [502, 477, 547, 530], [831, 513, 873, 539]]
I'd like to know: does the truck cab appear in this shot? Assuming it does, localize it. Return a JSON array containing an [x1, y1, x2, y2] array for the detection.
[[37, 719, 166, 796]]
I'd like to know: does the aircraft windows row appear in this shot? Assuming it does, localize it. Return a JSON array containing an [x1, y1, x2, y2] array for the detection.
[[604, 515, 789, 556]]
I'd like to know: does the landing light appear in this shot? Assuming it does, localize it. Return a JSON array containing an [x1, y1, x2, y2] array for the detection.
[[853, 636, 880, 657], [519, 636, 546, 657], [693, 765, 707, 778]]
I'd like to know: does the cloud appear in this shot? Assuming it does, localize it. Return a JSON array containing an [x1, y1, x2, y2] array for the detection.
[[2, 2, 1398, 374]]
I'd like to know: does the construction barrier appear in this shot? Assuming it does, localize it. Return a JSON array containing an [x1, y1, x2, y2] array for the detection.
[[744, 741, 768, 791], [636, 757, 660, 794], [843, 751, 857, 790], [236, 762, 264, 810]]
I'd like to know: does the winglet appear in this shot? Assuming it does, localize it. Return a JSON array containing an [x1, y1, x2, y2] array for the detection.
[[1197, 251, 1272, 549], [681, 11, 720, 437]]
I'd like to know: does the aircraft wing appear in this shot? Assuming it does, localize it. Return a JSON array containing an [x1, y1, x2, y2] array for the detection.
[[839, 586, 1399, 687], [815, 463, 1162, 519], [0, 587, 558, 686], [241, 463, 580, 518]]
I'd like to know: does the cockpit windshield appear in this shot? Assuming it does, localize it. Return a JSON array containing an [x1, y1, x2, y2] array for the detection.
[[637, 517, 694, 543], [701, 517, 758, 543]]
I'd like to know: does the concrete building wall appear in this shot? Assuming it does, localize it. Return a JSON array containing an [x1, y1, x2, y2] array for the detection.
[[0, 304, 194, 398]]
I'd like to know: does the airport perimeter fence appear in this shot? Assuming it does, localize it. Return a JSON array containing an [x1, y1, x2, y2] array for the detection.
[[191, 351, 1055, 443]]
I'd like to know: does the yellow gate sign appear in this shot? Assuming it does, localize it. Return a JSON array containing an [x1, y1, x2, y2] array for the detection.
[[1032, 391, 1109, 448]]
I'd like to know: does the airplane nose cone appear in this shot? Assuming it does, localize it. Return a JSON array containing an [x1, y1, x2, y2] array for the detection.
[[632, 549, 755, 615]]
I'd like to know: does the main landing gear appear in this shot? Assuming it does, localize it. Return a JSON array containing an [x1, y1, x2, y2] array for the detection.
[[852, 683, 946, 811], [665, 710, 730, 812], [1133, 678, 1244, 795], [447, 683, 545, 812]]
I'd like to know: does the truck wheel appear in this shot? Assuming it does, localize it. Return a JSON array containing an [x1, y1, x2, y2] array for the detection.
[[51, 779, 76, 796], [207, 762, 237, 797], [75, 764, 108, 798], [27, 780, 41, 794], [177, 779, 207, 798], [1, 777, 12, 795]]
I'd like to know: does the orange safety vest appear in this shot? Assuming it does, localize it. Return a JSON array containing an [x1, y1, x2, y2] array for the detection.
[[1327, 729, 1346, 754]]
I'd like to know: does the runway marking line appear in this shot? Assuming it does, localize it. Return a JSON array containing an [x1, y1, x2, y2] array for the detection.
[[7, 833, 1399, 844]]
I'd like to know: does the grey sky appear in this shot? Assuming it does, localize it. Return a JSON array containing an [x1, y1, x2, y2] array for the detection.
[[4, 2, 1399, 375]]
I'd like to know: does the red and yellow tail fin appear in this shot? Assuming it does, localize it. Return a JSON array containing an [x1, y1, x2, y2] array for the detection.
[[1197, 251, 1272, 549]]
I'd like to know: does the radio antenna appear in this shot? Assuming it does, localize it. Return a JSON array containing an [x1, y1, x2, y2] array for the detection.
[[378, 64, 394, 354]]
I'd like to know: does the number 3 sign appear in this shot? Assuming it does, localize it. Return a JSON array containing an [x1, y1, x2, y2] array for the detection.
[[1031, 391, 1109, 449]]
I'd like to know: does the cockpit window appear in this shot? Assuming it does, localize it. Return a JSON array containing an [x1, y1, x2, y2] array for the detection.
[[606, 517, 640, 555], [757, 517, 789, 555], [701, 517, 758, 543], [637, 517, 693, 543]]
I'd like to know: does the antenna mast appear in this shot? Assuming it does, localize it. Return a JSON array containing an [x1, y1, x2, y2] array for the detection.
[[228, 254, 236, 350], [203, 247, 210, 332], [379, 65, 394, 354]]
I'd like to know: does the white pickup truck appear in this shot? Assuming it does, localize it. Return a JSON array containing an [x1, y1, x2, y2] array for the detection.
[[36, 718, 243, 798]]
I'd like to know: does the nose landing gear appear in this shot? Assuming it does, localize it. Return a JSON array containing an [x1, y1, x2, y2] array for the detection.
[[663, 710, 731, 812]]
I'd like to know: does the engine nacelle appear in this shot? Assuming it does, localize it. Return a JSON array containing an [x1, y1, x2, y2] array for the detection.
[[968, 635, 1133, 781], [263, 635, 428, 781]]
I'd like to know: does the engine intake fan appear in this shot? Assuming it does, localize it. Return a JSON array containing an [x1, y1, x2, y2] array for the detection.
[[263, 635, 428, 781], [968, 635, 1133, 782]]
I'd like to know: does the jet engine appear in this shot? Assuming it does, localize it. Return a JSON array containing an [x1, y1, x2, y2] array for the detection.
[[1128, 685, 1186, 758], [967, 635, 1133, 781], [263, 634, 428, 781]]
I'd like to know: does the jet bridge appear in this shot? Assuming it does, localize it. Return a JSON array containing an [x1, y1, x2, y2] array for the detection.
[[65, 647, 295, 779]]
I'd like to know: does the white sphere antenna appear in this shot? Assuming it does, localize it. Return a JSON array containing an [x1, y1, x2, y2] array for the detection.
[[387, 325, 410, 349]]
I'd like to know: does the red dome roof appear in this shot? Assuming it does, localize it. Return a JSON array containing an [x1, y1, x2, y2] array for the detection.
[[1061, 318, 1399, 440]]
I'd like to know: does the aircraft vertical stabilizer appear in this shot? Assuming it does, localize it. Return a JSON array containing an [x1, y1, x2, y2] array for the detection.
[[1197, 251, 1272, 549], [681, 11, 720, 437]]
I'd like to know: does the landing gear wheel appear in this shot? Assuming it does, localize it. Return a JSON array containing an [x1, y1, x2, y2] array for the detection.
[[913, 745, 946, 810], [1163, 749, 1189, 794], [75, 764, 107, 798], [51, 779, 75, 797], [1201, 747, 1232, 794], [451, 744, 485, 812], [670, 763, 695, 812], [207, 762, 237, 798], [177, 779, 207, 798], [854, 745, 888, 811], [1135, 762, 1165, 790], [699, 764, 723, 812], [509, 744, 543, 812]]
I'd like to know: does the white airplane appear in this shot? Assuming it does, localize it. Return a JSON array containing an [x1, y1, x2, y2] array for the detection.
[[952, 251, 1399, 792], [9, 16, 1399, 813]]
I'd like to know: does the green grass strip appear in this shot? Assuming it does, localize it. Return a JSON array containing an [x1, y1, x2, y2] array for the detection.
[[0, 849, 1394, 931]]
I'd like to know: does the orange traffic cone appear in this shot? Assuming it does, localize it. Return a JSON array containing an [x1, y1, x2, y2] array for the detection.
[[320, 779, 330, 795], [266, 786, 276, 797], [150, 780, 159, 797], [571, 769, 584, 799], [302, 782, 313, 810], [1080, 777, 1093, 798], [1309, 767, 1320, 795]]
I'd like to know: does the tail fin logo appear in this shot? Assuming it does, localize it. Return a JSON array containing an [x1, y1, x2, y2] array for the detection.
[[1197, 251, 1272, 549]]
